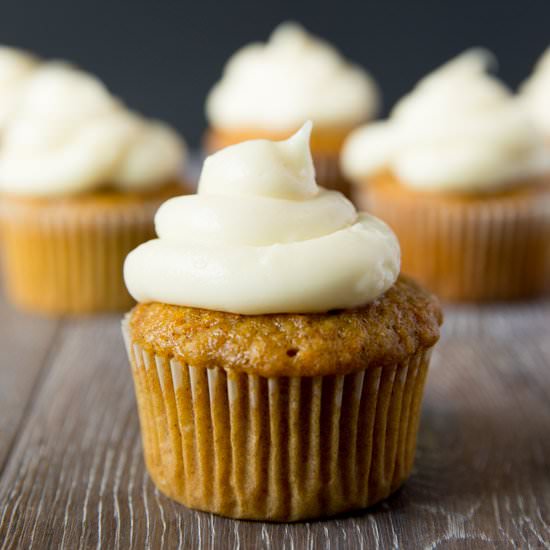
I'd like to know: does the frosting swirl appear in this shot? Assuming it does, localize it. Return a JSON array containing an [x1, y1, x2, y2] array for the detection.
[[519, 47, 550, 136], [342, 49, 550, 193], [124, 123, 400, 315], [0, 62, 186, 196], [0, 47, 39, 132], [206, 22, 379, 131]]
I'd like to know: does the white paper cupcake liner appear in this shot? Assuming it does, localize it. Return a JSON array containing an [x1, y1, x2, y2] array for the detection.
[[123, 318, 433, 521]]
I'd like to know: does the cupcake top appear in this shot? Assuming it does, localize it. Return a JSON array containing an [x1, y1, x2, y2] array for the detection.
[[341, 49, 550, 193], [129, 278, 441, 377], [0, 46, 39, 132], [206, 22, 379, 132], [519, 47, 550, 136], [125, 122, 400, 315], [0, 62, 186, 197]]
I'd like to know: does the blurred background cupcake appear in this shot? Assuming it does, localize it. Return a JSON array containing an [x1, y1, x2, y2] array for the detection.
[[0, 47, 40, 246], [342, 50, 550, 302], [519, 48, 550, 145], [0, 61, 188, 315], [0, 47, 39, 137], [204, 22, 379, 197]]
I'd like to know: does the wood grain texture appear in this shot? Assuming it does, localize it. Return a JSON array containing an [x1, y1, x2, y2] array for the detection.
[[0, 291, 59, 471], [0, 301, 549, 549]]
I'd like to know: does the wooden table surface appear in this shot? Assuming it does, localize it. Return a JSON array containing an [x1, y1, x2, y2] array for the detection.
[[0, 289, 549, 549]]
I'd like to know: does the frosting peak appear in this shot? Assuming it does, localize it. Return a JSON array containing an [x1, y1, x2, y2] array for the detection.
[[206, 22, 379, 131], [0, 62, 186, 197], [125, 124, 400, 314], [342, 49, 550, 193], [392, 49, 509, 123], [199, 121, 316, 200]]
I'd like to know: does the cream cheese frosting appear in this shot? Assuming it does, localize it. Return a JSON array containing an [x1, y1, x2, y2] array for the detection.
[[124, 123, 400, 315], [341, 49, 550, 193], [0, 62, 186, 196], [0, 47, 39, 132], [519, 47, 550, 136], [206, 22, 379, 131]]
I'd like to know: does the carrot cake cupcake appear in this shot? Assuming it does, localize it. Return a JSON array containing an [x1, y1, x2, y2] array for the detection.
[[123, 123, 442, 521], [204, 22, 379, 197], [342, 50, 550, 301], [0, 62, 187, 314]]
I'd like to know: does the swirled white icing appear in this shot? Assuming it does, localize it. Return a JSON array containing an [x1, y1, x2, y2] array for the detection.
[[206, 22, 379, 131], [519, 47, 550, 137], [342, 49, 550, 192], [124, 123, 400, 314], [0, 62, 186, 196], [0, 47, 39, 132]]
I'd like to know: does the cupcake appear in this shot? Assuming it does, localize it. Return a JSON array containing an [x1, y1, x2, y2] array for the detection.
[[0, 46, 39, 135], [0, 62, 187, 314], [0, 47, 40, 245], [204, 22, 379, 198], [342, 50, 550, 302], [122, 123, 442, 521], [519, 48, 550, 143]]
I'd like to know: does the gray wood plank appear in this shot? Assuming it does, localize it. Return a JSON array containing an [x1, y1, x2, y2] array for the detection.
[[0, 304, 549, 549], [0, 290, 59, 472]]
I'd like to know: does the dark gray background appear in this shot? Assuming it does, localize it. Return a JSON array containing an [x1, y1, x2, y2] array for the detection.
[[1, 0, 548, 146]]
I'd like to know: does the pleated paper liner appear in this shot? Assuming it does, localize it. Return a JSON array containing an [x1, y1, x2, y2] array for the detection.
[[123, 318, 433, 522], [358, 179, 550, 302], [0, 191, 173, 314]]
